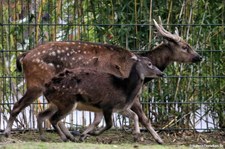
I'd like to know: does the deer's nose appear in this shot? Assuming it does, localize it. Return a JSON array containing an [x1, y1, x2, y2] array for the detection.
[[192, 55, 202, 62], [157, 73, 166, 77]]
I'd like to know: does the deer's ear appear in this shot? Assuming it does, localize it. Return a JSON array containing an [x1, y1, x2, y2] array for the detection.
[[162, 39, 169, 44], [161, 35, 178, 45], [131, 54, 140, 61]]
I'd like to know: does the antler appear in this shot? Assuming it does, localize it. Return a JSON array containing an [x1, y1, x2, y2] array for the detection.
[[174, 27, 179, 36], [153, 16, 181, 42]]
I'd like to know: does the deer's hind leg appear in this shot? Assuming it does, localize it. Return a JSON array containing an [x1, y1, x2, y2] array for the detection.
[[49, 104, 76, 142], [58, 121, 76, 141], [37, 104, 58, 141], [80, 112, 104, 141], [4, 87, 43, 137], [91, 109, 113, 136]]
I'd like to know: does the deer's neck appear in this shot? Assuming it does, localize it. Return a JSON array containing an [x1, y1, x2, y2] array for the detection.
[[139, 44, 173, 71], [124, 63, 143, 103]]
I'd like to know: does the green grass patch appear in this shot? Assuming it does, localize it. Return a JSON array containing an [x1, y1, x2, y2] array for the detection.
[[0, 142, 190, 149]]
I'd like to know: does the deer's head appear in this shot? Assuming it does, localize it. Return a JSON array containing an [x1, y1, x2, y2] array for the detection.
[[153, 17, 202, 63]]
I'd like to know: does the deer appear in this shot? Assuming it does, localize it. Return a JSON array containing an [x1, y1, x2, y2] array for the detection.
[[78, 18, 204, 141], [37, 56, 164, 142], [4, 18, 202, 144]]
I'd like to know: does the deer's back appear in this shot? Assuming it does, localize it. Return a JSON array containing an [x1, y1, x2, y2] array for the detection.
[[22, 41, 134, 88], [44, 68, 129, 111]]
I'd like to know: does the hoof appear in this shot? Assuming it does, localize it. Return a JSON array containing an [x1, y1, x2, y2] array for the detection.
[[40, 135, 47, 142], [133, 133, 144, 142], [3, 131, 10, 138], [156, 138, 164, 144], [61, 136, 68, 142], [68, 136, 77, 142], [89, 130, 101, 136], [79, 134, 90, 142]]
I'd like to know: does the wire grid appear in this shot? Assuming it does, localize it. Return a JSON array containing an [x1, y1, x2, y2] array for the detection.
[[0, 0, 224, 132]]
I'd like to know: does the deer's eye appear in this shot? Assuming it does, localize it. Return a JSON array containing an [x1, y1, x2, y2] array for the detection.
[[182, 46, 188, 51], [148, 62, 153, 69]]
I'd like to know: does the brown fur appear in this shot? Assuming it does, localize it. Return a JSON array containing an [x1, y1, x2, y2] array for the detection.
[[37, 57, 163, 142]]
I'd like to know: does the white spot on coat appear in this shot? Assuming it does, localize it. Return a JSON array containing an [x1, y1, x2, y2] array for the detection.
[[48, 63, 54, 67], [52, 51, 56, 56], [40, 66, 44, 69], [36, 59, 40, 63]]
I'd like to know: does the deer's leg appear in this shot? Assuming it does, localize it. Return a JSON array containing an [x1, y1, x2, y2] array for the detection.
[[79, 112, 104, 141], [49, 106, 75, 142], [91, 110, 113, 136], [50, 118, 68, 142], [121, 108, 142, 141], [4, 87, 42, 137], [37, 104, 58, 141], [131, 99, 164, 144], [58, 121, 76, 142]]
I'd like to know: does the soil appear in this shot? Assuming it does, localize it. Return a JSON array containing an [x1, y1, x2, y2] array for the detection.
[[0, 129, 224, 146]]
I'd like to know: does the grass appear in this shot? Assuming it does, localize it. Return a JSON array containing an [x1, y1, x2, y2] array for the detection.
[[0, 130, 224, 149], [0, 142, 190, 149]]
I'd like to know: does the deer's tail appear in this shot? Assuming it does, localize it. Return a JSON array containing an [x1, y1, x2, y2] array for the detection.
[[16, 52, 28, 72]]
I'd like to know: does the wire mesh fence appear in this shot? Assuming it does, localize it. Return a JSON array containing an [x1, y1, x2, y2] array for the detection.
[[0, 0, 224, 133]]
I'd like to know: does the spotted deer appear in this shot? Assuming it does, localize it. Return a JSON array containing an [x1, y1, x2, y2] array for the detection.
[[4, 18, 202, 144], [37, 56, 164, 141]]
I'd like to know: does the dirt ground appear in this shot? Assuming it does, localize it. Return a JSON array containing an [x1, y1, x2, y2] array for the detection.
[[0, 129, 224, 147]]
